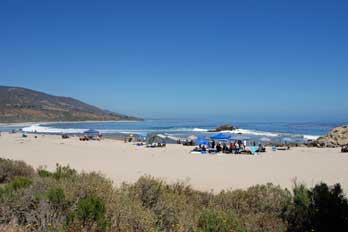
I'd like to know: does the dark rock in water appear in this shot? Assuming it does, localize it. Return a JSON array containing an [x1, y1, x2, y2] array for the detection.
[[316, 125, 348, 147], [209, 124, 235, 132]]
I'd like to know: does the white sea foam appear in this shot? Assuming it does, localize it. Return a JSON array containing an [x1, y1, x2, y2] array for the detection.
[[22, 124, 87, 134], [303, 135, 320, 140], [221, 129, 279, 137], [21, 124, 316, 140], [193, 128, 209, 132]]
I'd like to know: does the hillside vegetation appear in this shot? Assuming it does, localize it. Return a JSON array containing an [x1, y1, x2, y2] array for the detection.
[[0, 86, 140, 123]]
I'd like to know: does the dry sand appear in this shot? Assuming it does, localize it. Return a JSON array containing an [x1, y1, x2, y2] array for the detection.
[[1, 133, 348, 192]]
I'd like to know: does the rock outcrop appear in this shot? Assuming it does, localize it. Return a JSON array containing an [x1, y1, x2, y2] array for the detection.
[[316, 125, 348, 147], [209, 124, 235, 132]]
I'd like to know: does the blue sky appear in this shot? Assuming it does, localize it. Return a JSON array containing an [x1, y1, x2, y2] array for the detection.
[[1, 0, 347, 121]]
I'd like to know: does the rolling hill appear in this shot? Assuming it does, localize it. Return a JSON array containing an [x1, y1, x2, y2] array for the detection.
[[0, 86, 141, 123]]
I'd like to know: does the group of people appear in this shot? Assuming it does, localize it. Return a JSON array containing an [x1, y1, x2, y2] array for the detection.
[[212, 140, 250, 153], [342, 145, 348, 153], [196, 140, 266, 154]]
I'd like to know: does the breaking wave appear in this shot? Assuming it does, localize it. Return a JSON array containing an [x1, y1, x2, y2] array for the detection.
[[22, 124, 87, 134], [303, 135, 320, 140], [20, 124, 320, 140]]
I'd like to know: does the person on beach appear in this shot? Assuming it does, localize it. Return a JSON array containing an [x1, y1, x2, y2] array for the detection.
[[211, 140, 216, 149], [216, 143, 222, 152], [229, 143, 234, 153], [222, 143, 228, 153], [235, 142, 240, 154]]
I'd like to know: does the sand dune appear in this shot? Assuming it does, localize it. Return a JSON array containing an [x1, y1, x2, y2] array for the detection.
[[1, 133, 347, 192]]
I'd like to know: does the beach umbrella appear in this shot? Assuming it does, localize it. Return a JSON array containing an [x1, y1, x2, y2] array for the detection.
[[232, 135, 251, 141], [136, 133, 147, 138], [188, 135, 198, 141], [195, 137, 209, 146], [260, 137, 271, 142], [210, 133, 231, 140]]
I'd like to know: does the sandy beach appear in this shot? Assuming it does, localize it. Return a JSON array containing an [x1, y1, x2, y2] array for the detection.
[[1, 132, 347, 192]]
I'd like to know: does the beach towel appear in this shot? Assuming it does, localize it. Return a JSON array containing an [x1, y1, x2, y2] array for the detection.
[[250, 146, 258, 154]]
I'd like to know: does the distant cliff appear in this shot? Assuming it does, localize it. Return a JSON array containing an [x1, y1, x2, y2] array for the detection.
[[0, 86, 142, 123]]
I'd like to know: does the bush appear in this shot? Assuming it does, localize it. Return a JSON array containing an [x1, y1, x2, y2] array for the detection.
[[310, 183, 348, 231], [284, 183, 312, 232], [67, 196, 110, 232], [212, 184, 291, 232], [197, 209, 246, 232], [38, 169, 53, 178], [47, 187, 66, 208], [131, 176, 164, 209], [4, 177, 32, 192], [285, 183, 348, 232], [0, 224, 25, 232], [53, 164, 77, 180], [130, 176, 199, 231], [0, 158, 35, 183], [1, 158, 348, 232]]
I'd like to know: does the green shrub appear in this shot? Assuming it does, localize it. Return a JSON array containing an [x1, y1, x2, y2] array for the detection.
[[107, 190, 156, 231], [129, 176, 199, 231], [0, 158, 35, 183], [67, 196, 110, 232], [1, 158, 348, 232], [285, 183, 348, 232], [38, 169, 53, 178], [196, 209, 246, 232], [53, 164, 77, 180], [131, 176, 164, 209], [47, 187, 66, 207], [5, 177, 32, 192], [212, 184, 291, 232], [284, 183, 311, 232]]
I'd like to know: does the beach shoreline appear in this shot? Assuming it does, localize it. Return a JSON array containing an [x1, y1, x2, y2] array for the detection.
[[1, 132, 347, 193]]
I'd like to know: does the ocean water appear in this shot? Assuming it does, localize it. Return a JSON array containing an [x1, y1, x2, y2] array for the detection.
[[10, 119, 346, 143]]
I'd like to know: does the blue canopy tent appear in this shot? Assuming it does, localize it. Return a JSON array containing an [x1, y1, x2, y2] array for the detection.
[[84, 129, 100, 136], [210, 133, 231, 140], [195, 137, 210, 146]]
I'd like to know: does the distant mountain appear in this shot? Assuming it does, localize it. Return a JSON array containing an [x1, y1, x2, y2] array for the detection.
[[0, 86, 142, 123]]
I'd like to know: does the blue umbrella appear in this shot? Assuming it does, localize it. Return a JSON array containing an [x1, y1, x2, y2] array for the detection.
[[195, 137, 210, 146], [210, 133, 231, 140], [136, 133, 147, 138]]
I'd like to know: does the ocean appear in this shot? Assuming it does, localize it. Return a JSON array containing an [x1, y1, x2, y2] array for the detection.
[[3, 119, 344, 144]]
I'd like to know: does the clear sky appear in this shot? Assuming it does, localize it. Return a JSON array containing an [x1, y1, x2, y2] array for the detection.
[[1, 0, 347, 122]]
